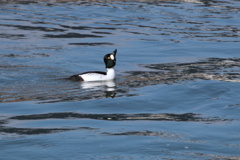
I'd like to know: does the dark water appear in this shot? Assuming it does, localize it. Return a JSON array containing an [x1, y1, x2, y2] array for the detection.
[[0, 0, 240, 159]]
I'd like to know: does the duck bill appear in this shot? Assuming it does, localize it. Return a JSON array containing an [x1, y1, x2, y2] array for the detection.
[[112, 49, 117, 56]]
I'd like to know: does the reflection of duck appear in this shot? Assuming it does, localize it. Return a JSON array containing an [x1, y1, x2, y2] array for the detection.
[[68, 49, 117, 82], [81, 80, 116, 98], [80, 80, 116, 89]]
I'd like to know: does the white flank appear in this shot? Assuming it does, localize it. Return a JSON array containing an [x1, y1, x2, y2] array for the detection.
[[80, 68, 115, 82]]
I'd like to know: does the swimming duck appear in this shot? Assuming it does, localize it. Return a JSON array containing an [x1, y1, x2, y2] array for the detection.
[[68, 49, 117, 81]]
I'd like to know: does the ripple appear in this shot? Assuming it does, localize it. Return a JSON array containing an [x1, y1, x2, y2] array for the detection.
[[0, 127, 80, 135], [68, 42, 113, 46], [0, 112, 231, 136], [10, 112, 230, 123], [0, 24, 65, 32], [44, 32, 103, 38]]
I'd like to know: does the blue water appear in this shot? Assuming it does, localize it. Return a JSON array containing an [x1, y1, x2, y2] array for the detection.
[[0, 0, 240, 159]]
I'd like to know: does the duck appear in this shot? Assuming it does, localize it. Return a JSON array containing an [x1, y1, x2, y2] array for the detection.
[[68, 49, 117, 82]]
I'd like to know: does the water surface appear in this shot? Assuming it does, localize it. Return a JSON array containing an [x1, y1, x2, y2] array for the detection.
[[0, 0, 240, 159]]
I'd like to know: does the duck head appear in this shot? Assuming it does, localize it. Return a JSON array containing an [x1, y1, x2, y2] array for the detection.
[[104, 49, 117, 69]]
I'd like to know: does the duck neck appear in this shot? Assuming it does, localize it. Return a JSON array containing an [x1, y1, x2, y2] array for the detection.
[[106, 68, 115, 79]]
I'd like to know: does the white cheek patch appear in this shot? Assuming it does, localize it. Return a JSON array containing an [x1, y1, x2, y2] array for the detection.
[[110, 54, 114, 60]]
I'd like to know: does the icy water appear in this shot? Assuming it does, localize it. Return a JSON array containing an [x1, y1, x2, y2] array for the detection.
[[0, 0, 240, 159]]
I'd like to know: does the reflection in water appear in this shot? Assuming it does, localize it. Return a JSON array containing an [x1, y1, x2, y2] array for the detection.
[[80, 80, 116, 98], [81, 80, 115, 90]]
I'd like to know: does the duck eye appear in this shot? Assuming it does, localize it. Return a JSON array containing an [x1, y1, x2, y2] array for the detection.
[[108, 57, 111, 59]]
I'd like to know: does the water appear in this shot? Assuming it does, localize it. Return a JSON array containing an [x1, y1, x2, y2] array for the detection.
[[0, 0, 240, 159]]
